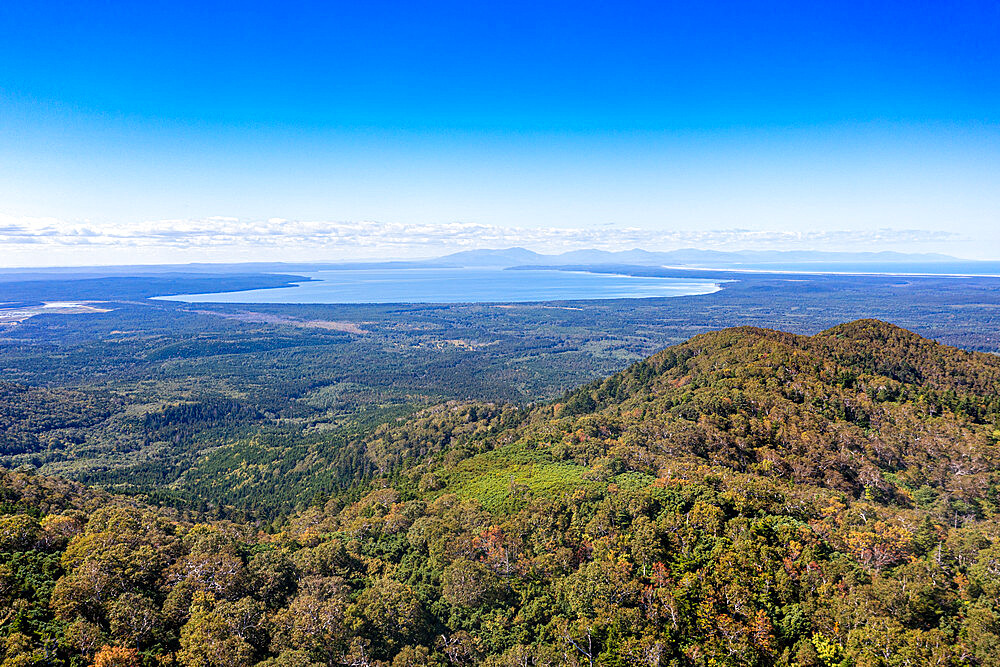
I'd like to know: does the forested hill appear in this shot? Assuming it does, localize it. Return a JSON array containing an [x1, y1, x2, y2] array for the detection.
[[550, 319, 1000, 500], [3, 320, 1000, 666]]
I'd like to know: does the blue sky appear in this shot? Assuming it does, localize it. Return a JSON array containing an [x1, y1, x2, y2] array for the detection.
[[1, 1, 998, 265]]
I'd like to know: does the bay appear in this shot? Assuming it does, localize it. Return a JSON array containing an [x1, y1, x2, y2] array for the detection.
[[155, 268, 722, 304]]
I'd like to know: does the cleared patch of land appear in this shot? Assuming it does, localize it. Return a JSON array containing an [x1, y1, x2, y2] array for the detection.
[[187, 308, 366, 333], [0, 301, 112, 325]]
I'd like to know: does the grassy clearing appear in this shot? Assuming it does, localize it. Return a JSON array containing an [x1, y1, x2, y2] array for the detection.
[[444, 441, 597, 512]]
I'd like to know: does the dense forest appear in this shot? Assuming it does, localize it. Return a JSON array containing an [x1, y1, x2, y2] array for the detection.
[[3, 320, 1000, 665], [3, 268, 1000, 518]]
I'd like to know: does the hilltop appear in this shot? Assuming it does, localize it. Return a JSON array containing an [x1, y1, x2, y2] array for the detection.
[[2, 320, 1000, 665]]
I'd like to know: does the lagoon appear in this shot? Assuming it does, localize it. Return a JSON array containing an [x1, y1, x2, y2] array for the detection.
[[155, 268, 722, 304]]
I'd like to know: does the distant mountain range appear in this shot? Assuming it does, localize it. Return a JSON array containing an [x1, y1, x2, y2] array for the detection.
[[6, 248, 996, 281], [435, 247, 960, 268]]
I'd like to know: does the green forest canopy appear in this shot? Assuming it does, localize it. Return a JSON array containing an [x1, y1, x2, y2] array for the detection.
[[2, 320, 1000, 666]]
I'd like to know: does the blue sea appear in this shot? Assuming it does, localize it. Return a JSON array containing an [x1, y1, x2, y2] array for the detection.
[[155, 268, 722, 304]]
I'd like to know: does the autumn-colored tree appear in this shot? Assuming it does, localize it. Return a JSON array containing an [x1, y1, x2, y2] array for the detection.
[[845, 521, 912, 571], [91, 645, 140, 667]]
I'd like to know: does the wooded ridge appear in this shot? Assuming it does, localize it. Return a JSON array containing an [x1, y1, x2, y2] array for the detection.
[[2, 320, 1000, 666]]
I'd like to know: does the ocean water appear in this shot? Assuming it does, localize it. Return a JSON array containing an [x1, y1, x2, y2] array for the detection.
[[155, 268, 722, 304]]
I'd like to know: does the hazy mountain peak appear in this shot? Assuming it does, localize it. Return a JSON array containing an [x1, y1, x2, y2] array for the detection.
[[434, 247, 961, 268]]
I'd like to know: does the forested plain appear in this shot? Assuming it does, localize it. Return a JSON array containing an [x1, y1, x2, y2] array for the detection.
[[3, 271, 1000, 664], [4, 269, 1000, 513]]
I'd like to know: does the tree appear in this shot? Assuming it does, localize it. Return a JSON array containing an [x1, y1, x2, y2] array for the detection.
[[0, 515, 40, 552], [92, 646, 141, 667], [177, 593, 261, 667], [108, 593, 162, 648], [441, 559, 504, 608], [270, 576, 350, 661], [348, 578, 423, 659]]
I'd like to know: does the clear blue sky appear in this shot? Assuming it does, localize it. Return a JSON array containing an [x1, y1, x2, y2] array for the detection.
[[1, 1, 998, 264]]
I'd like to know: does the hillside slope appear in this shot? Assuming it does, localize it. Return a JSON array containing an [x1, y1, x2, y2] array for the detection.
[[3, 320, 1000, 666], [543, 319, 1000, 503]]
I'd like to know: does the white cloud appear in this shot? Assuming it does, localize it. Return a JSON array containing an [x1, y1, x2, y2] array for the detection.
[[0, 213, 962, 265]]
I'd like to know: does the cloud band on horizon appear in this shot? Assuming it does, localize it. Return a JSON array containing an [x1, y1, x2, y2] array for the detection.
[[0, 214, 961, 263]]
